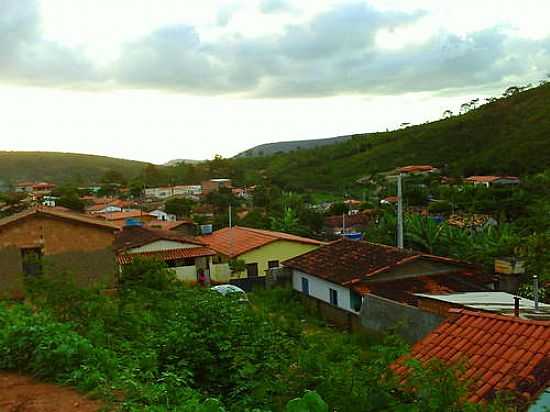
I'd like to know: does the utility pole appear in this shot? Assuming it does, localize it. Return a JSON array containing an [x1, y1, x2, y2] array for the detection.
[[534, 274, 539, 311], [397, 173, 404, 249]]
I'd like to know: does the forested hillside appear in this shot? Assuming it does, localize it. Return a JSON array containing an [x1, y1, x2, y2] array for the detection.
[[231, 83, 550, 191], [0, 152, 149, 184]]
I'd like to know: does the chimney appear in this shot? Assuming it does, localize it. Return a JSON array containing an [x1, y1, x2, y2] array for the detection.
[[514, 296, 521, 317]]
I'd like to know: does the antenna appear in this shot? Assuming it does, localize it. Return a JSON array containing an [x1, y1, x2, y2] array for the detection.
[[397, 173, 404, 249]]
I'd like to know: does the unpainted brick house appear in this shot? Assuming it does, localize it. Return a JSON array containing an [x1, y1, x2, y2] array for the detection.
[[0, 207, 120, 298]]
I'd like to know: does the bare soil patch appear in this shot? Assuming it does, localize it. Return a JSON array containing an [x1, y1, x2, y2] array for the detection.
[[0, 373, 103, 412]]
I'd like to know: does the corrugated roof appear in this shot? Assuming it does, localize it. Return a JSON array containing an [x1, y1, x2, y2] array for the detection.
[[117, 246, 216, 265], [0, 207, 120, 231], [415, 292, 550, 320], [392, 309, 550, 405], [198, 226, 323, 258]]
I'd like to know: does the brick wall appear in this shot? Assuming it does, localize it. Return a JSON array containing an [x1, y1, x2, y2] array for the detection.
[[0, 214, 115, 255], [0, 214, 117, 297]]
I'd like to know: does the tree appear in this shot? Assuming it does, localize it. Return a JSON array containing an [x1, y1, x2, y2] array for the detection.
[[443, 110, 453, 119], [270, 208, 307, 235], [57, 193, 85, 211], [165, 198, 194, 218]]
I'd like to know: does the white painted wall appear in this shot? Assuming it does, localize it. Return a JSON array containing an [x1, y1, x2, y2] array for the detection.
[[128, 240, 199, 253], [174, 266, 197, 282], [291, 269, 360, 314]]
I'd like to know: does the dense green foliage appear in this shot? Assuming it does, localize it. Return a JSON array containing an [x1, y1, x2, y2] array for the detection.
[[0, 263, 509, 411], [0, 151, 148, 185]]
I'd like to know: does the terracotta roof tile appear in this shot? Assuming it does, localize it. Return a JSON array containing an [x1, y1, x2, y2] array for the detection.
[[113, 226, 206, 252], [117, 246, 216, 265], [392, 310, 550, 406], [198, 226, 322, 258]]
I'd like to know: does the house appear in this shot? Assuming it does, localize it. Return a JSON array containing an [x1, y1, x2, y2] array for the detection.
[[0, 207, 120, 298], [201, 179, 232, 195], [283, 239, 493, 334], [144, 185, 202, 200], [392, 309, 550, 409], [324, 210, 378, 235], [447, 214, 498, 230], [464, 176, 521, 188], [31, 182, 56, 194], [97, 210, 156, 227], [14, 181, 35, 193], [149, 209, 177, 222], [114, 226, 218, 284], [146, 219, 196, 236], [380, 196, 399, 205], [199, 226, 323, 280], [398, 165, 439, 175]]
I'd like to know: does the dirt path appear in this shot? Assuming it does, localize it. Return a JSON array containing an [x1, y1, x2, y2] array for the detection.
[[0, 373, 103, 412]]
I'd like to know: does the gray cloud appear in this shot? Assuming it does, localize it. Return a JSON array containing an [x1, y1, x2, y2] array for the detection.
[[1, 0, 549, 97]]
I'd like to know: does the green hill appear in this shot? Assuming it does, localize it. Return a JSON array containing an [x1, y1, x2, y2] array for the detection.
[[232, 83, 550, 191], [0, 151, 149, 185]]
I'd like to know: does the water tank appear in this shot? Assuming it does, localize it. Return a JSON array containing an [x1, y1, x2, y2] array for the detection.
[[125, 218, 143, 227]]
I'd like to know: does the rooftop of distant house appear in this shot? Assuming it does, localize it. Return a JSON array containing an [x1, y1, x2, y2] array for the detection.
[[324, 210, 378, 228], [399, 165, 437, 173], [0, 206, 120, 231], [283, 238, 478, 287], [392, 309, 550, 406], [198, 226, 323, 258], [113, 225, 206, 252], [464, 176, 520, 183]]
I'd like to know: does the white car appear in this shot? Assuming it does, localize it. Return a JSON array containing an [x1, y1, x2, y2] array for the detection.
[[211, 284, 249, 302]]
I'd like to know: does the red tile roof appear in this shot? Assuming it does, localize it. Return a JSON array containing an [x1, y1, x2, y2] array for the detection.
[[392, 309, 550, 405], [198, 226, 323, 258], [0, 207, 120, 231], [399, 165, 436, 173], [146, 220, 195, 231], [283, 238, 468, 286], [99, 210, 148, 221], [117, 246, 216, 265], [353, 272, 494, 305], [113, 226, 206, 252], [465, 176, 520, 183]]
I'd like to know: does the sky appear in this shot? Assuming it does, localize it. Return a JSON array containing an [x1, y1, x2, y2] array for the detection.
[[1, 0, 549, 164]]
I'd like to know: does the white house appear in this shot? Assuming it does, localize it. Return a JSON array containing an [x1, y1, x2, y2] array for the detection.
[[114, 225, 222, 284], [283, 238, 494, 317], [145, 185, 202, 199], [149, 209, 177, 222]]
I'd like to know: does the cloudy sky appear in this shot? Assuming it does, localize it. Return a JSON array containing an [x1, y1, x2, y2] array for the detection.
[[1, 0, 549, 163]]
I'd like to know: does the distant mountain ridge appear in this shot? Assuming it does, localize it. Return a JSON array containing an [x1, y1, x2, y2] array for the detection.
[[234, 134, 356, 158]]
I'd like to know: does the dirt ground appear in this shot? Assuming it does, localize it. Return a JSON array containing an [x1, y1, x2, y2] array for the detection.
[[0, 373, 103, 412]]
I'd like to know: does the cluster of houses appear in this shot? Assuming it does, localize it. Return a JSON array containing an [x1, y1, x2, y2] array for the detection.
[[1, 170, 547, 409], [0, 205, 547, 408]]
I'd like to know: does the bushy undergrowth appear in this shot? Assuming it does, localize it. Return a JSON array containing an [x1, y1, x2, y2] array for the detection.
[[0, 261, 509, 411]]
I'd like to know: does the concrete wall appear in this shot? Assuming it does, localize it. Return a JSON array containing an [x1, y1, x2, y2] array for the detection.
[[233, 240, 319, 279], [301, 294, 362, 332], [292, 269, 360, 314], [360, 294, 444, 344]]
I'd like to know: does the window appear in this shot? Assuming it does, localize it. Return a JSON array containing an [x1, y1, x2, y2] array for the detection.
[[268, 260, 279, 269], [350, 291, 363, 312], [21, 247, 43, 277], [246, 263, 259, 277], [329, 288, 338, 306], [301, 277, 309, 296]]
